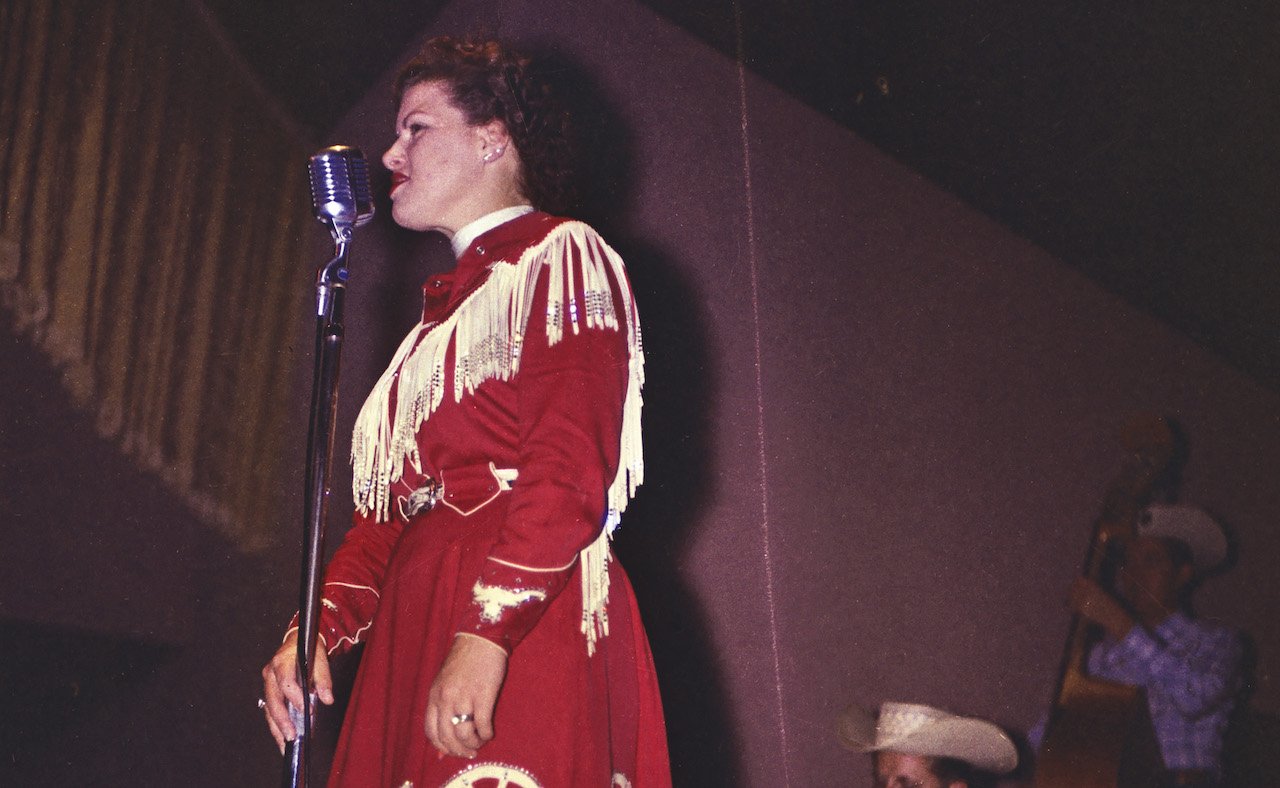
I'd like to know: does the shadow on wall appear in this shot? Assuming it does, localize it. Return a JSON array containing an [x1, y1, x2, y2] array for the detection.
[[545, 44, 743, 783], [541, 47, 742, 783], [613, 233, 733, 784]]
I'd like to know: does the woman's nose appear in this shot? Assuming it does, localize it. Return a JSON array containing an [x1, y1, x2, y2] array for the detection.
[[382, 140, 403, 170]]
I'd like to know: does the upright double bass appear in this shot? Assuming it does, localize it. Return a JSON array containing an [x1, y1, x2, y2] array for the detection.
[[1034, 415, 1175, 787]]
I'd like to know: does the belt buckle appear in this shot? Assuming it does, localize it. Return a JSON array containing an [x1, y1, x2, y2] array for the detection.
[[398, 477, 443, 520]]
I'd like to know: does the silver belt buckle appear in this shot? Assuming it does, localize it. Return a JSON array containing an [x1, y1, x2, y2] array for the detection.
[[397, 477, 443, 520]]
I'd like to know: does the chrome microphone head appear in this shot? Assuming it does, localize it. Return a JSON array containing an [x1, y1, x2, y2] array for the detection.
[[308, 145, 374, 234]]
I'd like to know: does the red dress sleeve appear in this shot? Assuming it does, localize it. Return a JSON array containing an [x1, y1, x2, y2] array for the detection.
[[285, 510, 404, 655], [453, 238, 632, 654]]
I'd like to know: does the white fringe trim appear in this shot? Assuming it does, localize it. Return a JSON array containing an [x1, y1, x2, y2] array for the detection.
[[580, 530, 612, 656], [350, 222, 644, 655]]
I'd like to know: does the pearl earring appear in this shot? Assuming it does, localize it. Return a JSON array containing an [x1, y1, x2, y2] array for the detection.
[[483, 145, 505, 163]]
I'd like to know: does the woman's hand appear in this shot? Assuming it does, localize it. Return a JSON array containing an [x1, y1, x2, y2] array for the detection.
[[425, 634, 509, 759], [261, 631, 335, 754]]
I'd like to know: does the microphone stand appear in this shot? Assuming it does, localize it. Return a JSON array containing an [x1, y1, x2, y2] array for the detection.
[[284, 227, 352, 788]]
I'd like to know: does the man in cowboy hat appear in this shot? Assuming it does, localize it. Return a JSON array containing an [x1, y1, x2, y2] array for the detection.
[[1060, 504, 1244, 786], [838, 701, 1018, 788]]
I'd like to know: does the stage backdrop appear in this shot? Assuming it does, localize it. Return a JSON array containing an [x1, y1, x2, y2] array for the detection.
[[0, 0, 311, 550]]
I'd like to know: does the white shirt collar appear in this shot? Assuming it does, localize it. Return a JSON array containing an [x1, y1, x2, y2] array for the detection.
[[451, 205, 535, 258]]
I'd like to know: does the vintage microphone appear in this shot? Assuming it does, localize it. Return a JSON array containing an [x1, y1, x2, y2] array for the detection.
[[285, 145, 374, 788]]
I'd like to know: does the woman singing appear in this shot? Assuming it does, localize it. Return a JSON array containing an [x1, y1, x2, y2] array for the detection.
[[261, 36, 671, 788]]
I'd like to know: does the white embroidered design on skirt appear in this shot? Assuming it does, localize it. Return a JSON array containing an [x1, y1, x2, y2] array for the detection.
[[442, 762, 543, 788]]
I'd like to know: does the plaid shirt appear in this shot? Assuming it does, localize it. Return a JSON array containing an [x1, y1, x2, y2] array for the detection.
[[1088, 612, 1243, 774]]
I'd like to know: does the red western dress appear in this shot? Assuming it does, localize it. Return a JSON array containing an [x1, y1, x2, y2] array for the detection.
[[290, 211, 670, 788]]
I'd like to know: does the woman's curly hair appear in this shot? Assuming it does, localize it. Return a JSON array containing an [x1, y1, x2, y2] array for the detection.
[[395, 36, 578, 215]]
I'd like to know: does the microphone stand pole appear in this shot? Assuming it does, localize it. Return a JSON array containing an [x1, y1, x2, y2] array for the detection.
[[284, 229, 351, 788]]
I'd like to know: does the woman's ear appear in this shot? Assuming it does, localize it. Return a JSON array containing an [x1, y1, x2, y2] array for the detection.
[[479, 120, 511, 163]]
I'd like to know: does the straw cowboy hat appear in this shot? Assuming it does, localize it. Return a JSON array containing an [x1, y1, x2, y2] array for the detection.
[[837, 702, 1018, 774], [1137, 503, 1227, 574]]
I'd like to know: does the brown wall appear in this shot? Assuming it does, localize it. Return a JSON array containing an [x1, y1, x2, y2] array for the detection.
[[3, 0, 1278, 785]]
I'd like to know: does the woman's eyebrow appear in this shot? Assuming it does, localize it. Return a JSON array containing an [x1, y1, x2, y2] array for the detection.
[[397, 108, 432, 129]]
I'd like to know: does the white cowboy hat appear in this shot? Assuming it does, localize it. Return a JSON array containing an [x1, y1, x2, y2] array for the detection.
[[837, 701, 1018, 774], [1137, 503, 1227, 573]]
